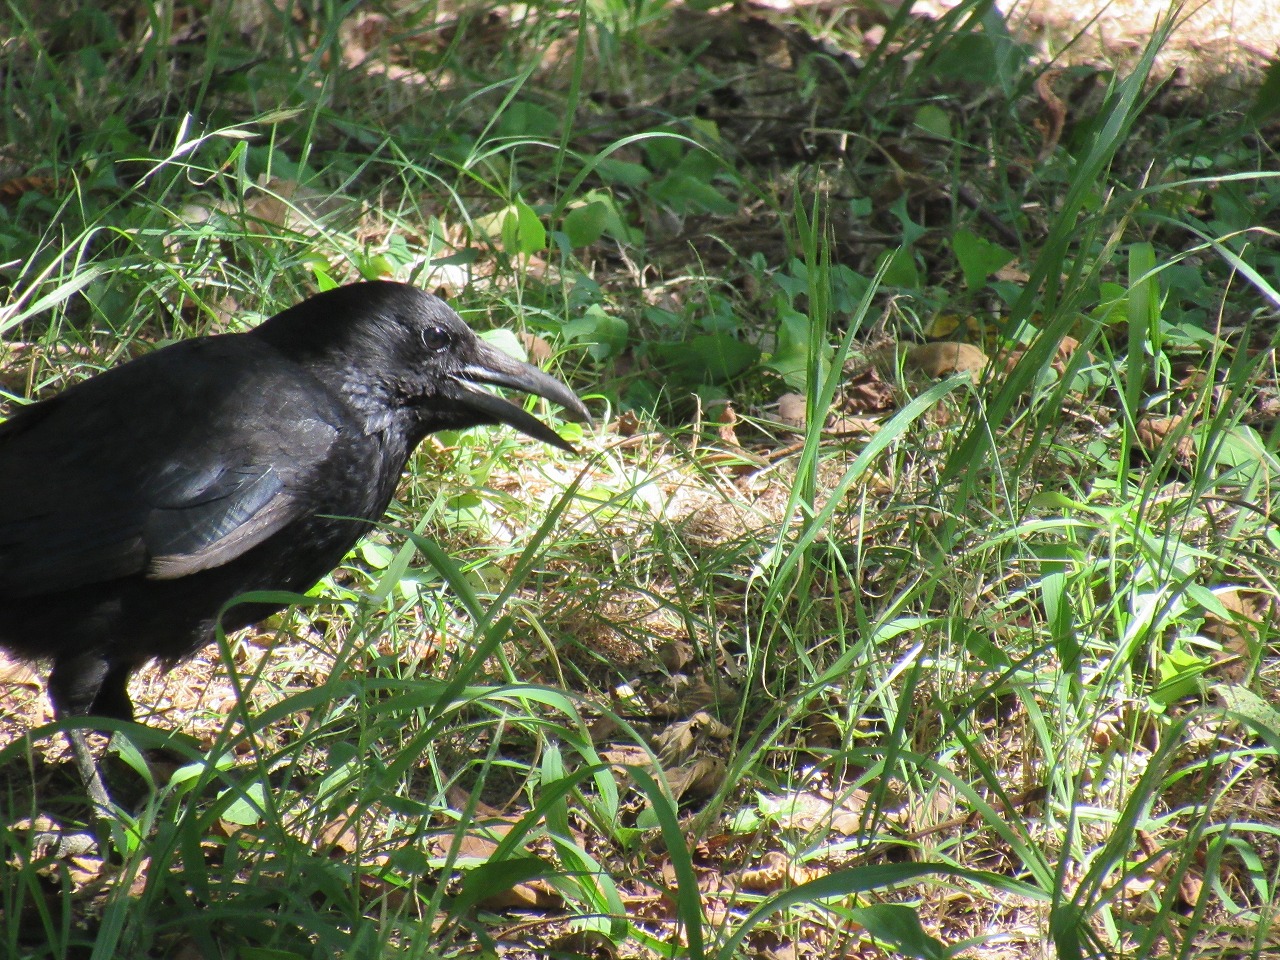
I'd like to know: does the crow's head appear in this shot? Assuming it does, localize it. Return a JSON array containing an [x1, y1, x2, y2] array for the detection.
[[256, 281, 590, 451]]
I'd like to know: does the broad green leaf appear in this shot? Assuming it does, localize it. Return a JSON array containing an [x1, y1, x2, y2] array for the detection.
[[501, 199, 546, 255], [562, 200, 609, 247], [876, 246, 920, 288], [649, 334, 759, 384], [953, 227, 1015, 289], [914, 103, 951, 139], [220, 781, 268, 826], [563, 305, 629, 360]]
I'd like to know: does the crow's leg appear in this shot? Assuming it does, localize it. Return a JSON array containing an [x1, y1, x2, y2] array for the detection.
[[67, 732, 112, 814], [88, 662, 138, 723], [47, 652, 129, 813]]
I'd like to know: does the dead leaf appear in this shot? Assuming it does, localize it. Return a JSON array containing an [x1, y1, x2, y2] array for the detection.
[[1135, 415, 1195, 470], [653, 711, 732, 765], [1089, 711, 1122, 750], [548, 929, 619, 958], [318, 806, 362, 855], [716, 402, 741, 446], [1203, 589, 1265, 682], [612, 410, 642, 436], [738, 851, 817, 891], [587, 712, 623, 742], [1034, 68, 1068, 162], [599, 744, 652, 768], [0, 175, 59, 203], [999, 334, 1086, 379], [838, 364, 897, 414], [906, 342, 989, 382], [777, 392, 807, 428], [679, 497, 772, 550], [666, 757, 726, 800], [166, 939, 208, 960], [1126, 828, 1204, 911], [478, 872, 563, 910], [826, 414, 879, 435], [373, 630, 443, 668], [518, 332, 553, 366], [657, 639, 694, 672], [445, 785, 508, 820], [652, 718, 698, 766], [425, 812, 564, 910], [994, 263, 1031, 283], [675, 676, 732, 715], [739, 851, 791, 892], [60, 854, 108, 889], [0, 650, 42, 688]]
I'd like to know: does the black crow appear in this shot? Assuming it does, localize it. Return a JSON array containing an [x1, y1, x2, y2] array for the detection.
[[0, 281, 588, 800]]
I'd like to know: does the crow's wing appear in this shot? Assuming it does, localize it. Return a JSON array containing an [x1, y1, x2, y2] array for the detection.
[[0, 337, 350, 596], [138, 409, 342, 580]]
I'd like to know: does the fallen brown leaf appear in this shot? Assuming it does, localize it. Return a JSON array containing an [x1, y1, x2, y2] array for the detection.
[[653, 710, 732, 766], [906, 341, 989, 382], [666, 757, 726, 800], [777, 392, 808, 428], [1203, 589, 1266, 682], [1135, 415, 1195, 471]]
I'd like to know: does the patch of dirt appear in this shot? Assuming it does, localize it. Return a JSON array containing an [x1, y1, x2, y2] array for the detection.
[[751, 0, 1276, 89], [1014, 0, 1278, 82]]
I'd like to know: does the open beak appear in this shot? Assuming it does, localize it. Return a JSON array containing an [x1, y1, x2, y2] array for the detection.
[[452, 340, 591, 454]]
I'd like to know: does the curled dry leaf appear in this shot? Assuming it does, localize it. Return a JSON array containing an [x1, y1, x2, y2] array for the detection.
[[599, 743, 652, 769], [999, 334, 1086, 378], [373, 630, 443, 668], [777, 384, 885, 435], [182, 177, 349, 235], [777, 392, 808, 428], [167, 940, 211, 960], [906, 341, 989, 382], [652, 710, 732, 765], [738, 850, 817, 892], [548, 930, 620, 959], [0, 175, 60, 203], [479, 872, 564, 911], [657, 639, 695, 672], [716, 402, 742, 447], [518, 331, 553, 366], [318, 805, 363, 856], [678, 496, 773, 551], [611, 410, 642, 436], [838, 363, 898, 415], [666, 756, 726, 800], [587, 711, 622, 743], [1203, 589, 1266, 682], [666, 675, 736, 717], [1034, 68, 1069, 161], [651, 716, 696, 766], [995, 263, 1031, 283], [427, 818, 564, 910], [1089, 711, 1122, 750], [1135, 415, 1195, 470], [1124, 828, 1204, 911], [827, 414, 880, 435], [0, 650, 42, 688], [756, 787, 891, 836]]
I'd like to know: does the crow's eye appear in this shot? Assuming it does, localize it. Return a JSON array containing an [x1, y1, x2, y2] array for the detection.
[[420, 326, 451, 352]]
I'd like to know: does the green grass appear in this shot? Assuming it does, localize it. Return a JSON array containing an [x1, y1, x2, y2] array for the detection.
[[2, 0, 1279, 957]]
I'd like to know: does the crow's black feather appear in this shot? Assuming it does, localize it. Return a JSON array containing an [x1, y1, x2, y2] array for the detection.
[[0, 281, 588, 732]]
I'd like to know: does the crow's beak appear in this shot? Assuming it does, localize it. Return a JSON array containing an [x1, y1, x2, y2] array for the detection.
[[453, 340, 591, 454]]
